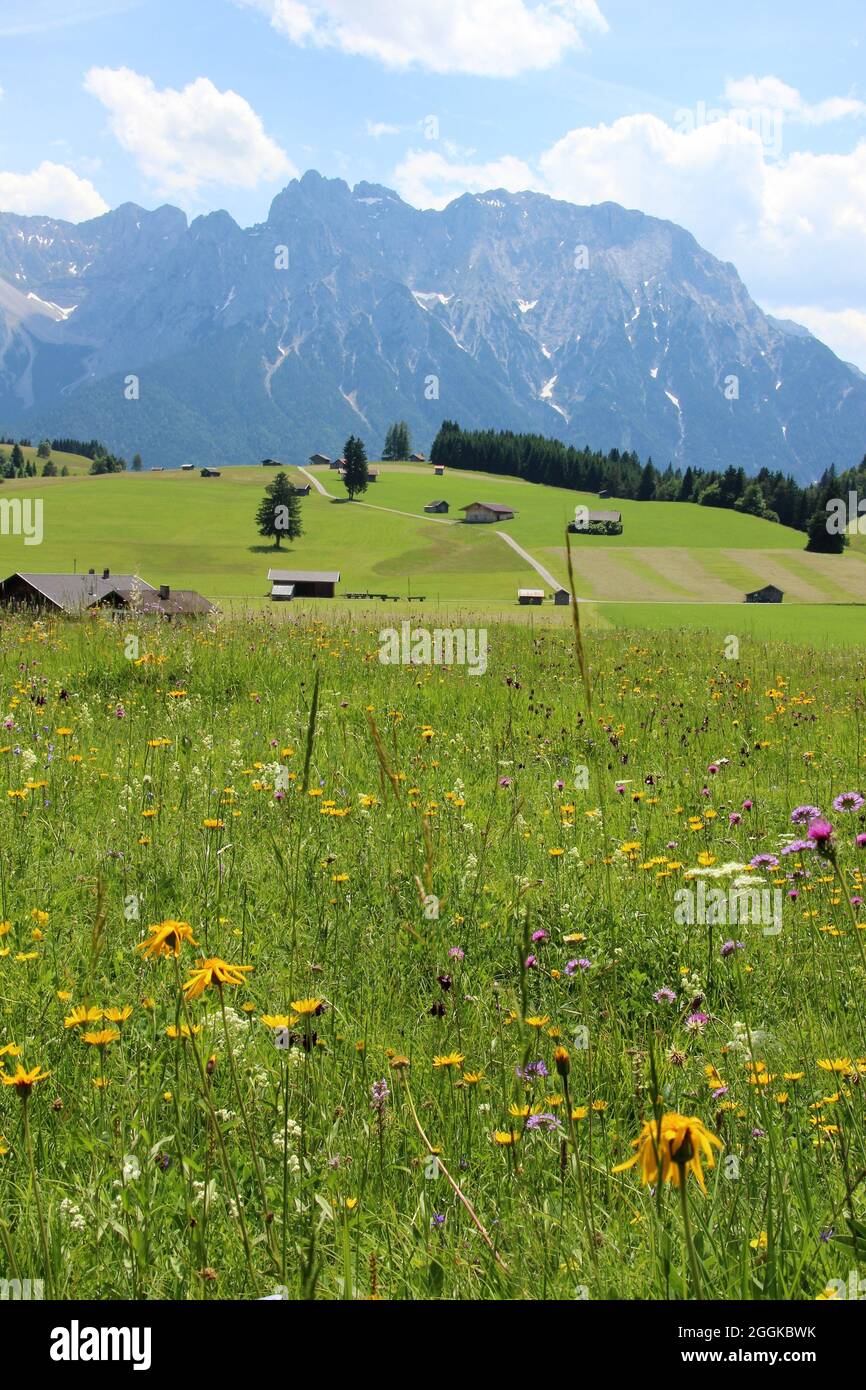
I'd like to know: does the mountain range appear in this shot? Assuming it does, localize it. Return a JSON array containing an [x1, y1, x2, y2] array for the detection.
[[1, 169, 864, 481]]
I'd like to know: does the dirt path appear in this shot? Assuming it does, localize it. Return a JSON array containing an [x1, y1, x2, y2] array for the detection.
[[297, 467, 455, 525]]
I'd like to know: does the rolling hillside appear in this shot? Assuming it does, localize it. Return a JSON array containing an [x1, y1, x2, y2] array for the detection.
[[0, 462, 865, 640], [0, 442, 95, 475]]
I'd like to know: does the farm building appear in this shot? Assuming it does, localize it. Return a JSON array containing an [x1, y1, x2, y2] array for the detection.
[[180, 464, 195, 471], [553, 589, 571, 605], [411, 452, 426, 462], [262, 458, 283, 467], [568, 509, 622, 535], [309, 453, 331, 466], [94, 583, 215, 619], [460, 502, 516, 524], [330, 457, 345, 470], [200, 468, 221, 478], [292, 483, 311, 496], [598, 488, 611, 499], [0, 570, 213, 617], [337, 467, 379, 482], [518, 589, 544, 605], [745, 584, 783, 603], [268, 568, 340, 600], [424, 500, 449, 514], [434, 464, 445, 476]]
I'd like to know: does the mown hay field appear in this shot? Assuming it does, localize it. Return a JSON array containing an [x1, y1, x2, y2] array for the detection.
[[1, 610, 865, 1301]]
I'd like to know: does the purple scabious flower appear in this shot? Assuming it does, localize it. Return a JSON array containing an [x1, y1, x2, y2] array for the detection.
[[750, 853, 779, 868], [653, 987, 676, 1004], [526, 1113, 560, 1132], [711, 1086, 729, 1100], [721, 940, 745, 957], [833, 791, 865, 813], [729, 812, 742, 826], [517, 1059, 549, 1081], [685, 1011, 709, 1032], [791, 804, 821, 825], [781, 838, 814, 856], [531, 929, 548, 943], [448, 946, 465, 960]]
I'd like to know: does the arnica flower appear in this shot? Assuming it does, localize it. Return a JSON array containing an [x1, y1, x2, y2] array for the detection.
[[137, 920, 198, 959], [82, 1028, 120, 1048], [64, 1005, 103, 1029], [433, 1052, 465, 1069], [289, 998, 324, 1017], [613, 1112, 723, 1193], [1, 1064, 50, 1094], [182, 957, 253, 1000]]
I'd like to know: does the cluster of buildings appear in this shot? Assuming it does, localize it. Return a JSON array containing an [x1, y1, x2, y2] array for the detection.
[[0, 570, 214, 617]]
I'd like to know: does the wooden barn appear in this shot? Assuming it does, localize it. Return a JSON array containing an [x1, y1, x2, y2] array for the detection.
[[309, 453, 331, 466], [553, 589, 571, 605], [200, 468, 221, 478], [262, 458, 283, 467], [94, 583, 215, 619], [268, 568, 340, 600], [434, 464, 445, 476], [745, 584, 783, 604], [518, 588, 544, 605], [410, 452, 426, 463], [0, 569, 154, 613], [460, 501, 516, 524], [424, 500, 449, 514]]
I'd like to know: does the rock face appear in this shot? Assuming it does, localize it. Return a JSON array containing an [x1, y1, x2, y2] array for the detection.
[[1, 170, 863, 478]]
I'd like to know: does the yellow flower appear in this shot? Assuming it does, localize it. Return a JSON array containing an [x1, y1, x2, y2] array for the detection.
[[136, 920, 198, 959], [613, 1112, 723, 1193], [82, 1028, 120, 1047], [433, 1052, 465, 1069], [165, 1024, 201, 1039], [750, 1231, 768, 1250], [182, 957, 253, 1000], [260, 1014, 298, 1029], [1, 1064, 50, 1093], [524, 1015, 550, 1029], [289, 998, 323, 1017], [104, 1006, 133, 1023], [493, 1130, 519, 1146], [817, 1058, 853, 1075], [202, 818, 226, 829], [64, 1005, 103, 1029], [571, 1106, 588, 1120], [0, 1042, 22, 1058]]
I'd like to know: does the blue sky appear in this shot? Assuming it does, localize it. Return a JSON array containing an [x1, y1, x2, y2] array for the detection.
[[2, 0, 866, 365]]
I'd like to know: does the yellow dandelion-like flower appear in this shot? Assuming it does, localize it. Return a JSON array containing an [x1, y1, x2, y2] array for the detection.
[[612, 1112, 723, 1194], [182, 958, 253, 1000]]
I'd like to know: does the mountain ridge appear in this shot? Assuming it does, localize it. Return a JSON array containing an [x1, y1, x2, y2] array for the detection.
[[1, 171, 864, 479]]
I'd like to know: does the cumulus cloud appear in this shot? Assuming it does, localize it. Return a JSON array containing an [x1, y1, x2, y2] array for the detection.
[[391, 82, 866, 369], [724, 75, 866, 125], [84, 66, 295, 197], [234, 0, 607, 77], [0, 161, 109, 219], [365, 120, 401, 138]]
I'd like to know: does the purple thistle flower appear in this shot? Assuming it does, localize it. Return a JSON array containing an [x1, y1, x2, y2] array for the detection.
[[857, 834, 866, 849], [807, 817, 834, 852]]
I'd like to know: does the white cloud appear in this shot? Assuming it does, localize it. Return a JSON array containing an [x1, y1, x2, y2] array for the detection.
[[392, 88, 866, 370], [768, 306, 866, 372], [84, 66, 295, 197], [365, 120, 401, 138], [394, 149, 536, 208], [724, 75, 866, 125], [0, 161, 109, 220], [235, 0, 607, 77]]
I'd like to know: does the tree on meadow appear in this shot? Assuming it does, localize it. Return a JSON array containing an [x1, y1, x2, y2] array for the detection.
[[37, 439, 51, 460], [382, 421, 412, 461], [343, 435, 369, 499], [255, 470, 303, 549], [131, 453, 143, 472]]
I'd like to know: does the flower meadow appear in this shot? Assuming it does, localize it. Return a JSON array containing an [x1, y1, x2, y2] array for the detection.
[[1, 610, 866, 1302]]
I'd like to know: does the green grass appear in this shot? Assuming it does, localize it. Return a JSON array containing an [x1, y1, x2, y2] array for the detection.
[[0, 613, 864, 1301], [1, 464, 866, 633]]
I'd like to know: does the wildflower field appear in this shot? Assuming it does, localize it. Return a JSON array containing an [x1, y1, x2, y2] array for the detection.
[[1, 610, 865, 1303]]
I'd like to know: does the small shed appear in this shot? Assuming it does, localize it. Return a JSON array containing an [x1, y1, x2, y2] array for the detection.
[[461, 501, 516, 524], [291, 483, 311, 496], [268, 568, 340, 599], [201, 468, 221, 478], [329, 457, 345, 470], [411, 452, 426, 463], [424, 500, 449, 514], [745, 584, 783, 604], [180, 464, 195, 471], [262, 458, 283, 467], [518, 589, 544, 606], [310, 453, 331, 467], [598, 488, 611, 499], [553, 589, 571, 605], [434, 464, 445, 476]]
